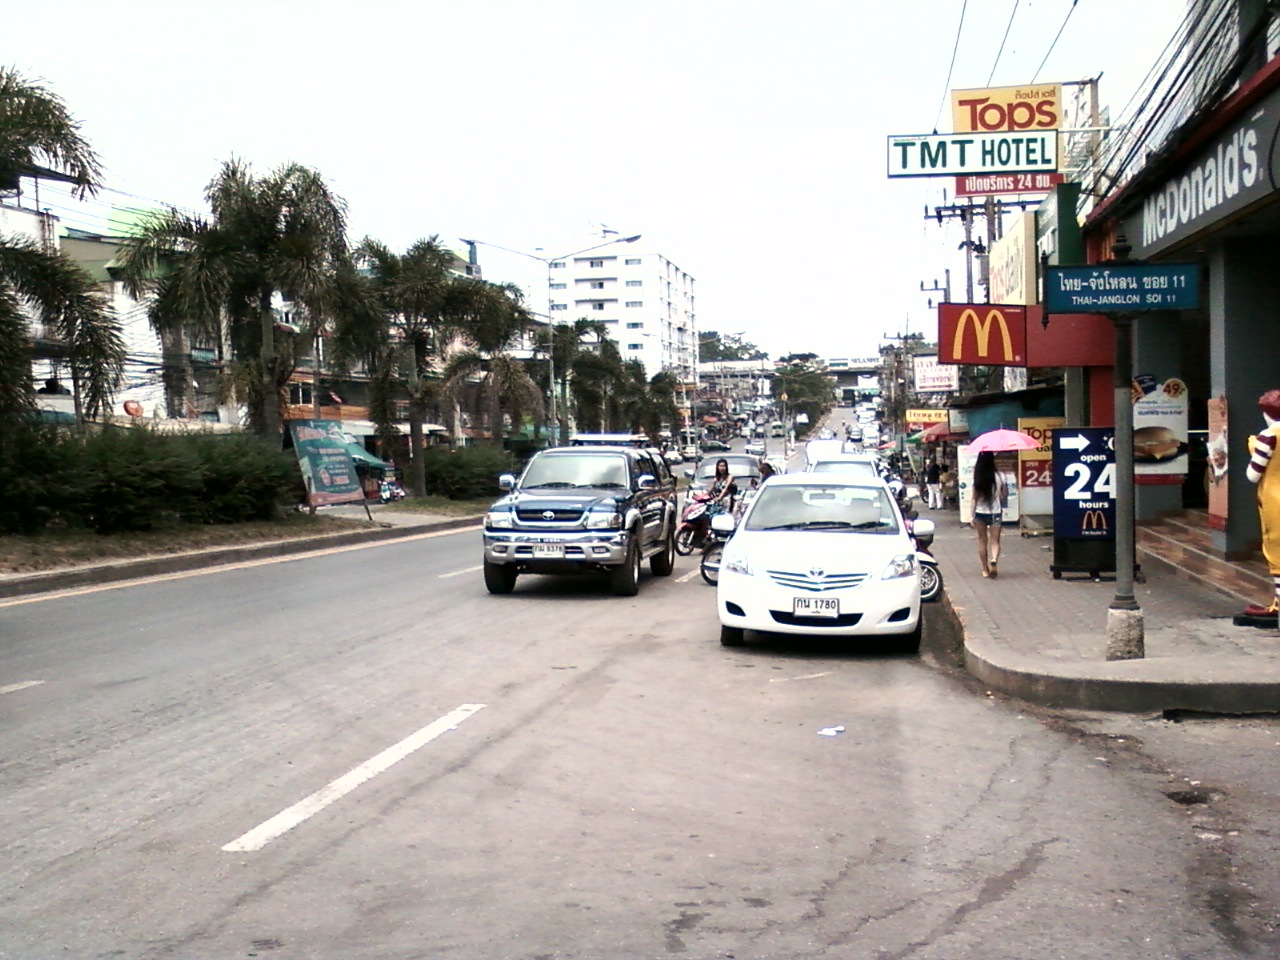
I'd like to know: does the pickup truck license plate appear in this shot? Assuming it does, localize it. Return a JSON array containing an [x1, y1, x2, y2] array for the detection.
[[794, 596, 839, 618], [532, 543, 564, 558]]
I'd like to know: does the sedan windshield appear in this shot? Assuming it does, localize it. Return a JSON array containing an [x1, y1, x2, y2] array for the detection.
[[745, 484, 899, 533], [521, 454, 629, 489], [694, 458, 760, 482]]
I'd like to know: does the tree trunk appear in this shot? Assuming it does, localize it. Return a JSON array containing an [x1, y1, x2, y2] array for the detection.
[[408, 391, 427, 499], [260, 290, 280, 440]]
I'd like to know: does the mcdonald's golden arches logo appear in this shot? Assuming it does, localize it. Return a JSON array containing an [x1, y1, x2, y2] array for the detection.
[[937, 303, 1027, 367], [1081, 509, 1109, 533]]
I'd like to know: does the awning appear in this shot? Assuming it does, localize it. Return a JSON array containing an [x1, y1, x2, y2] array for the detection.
[[341, 419, 447, 436], [922, 420, 967, 442], [339, 438, 393, 470]]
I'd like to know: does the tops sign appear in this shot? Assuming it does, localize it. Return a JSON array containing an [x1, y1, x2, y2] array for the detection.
[[952, 84, 1062, 132], [887, 131, 1059, 178]]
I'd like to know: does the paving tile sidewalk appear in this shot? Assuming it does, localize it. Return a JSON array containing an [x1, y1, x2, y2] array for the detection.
[[921, 504, 1280, 713]]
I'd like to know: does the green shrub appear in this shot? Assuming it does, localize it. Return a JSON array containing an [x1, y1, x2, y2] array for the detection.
[[420, 445, 515, 500], [0, 422, 300, 535]]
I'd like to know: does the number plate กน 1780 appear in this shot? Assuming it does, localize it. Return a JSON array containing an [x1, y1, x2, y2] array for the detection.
[[794, 597, 839, 618]]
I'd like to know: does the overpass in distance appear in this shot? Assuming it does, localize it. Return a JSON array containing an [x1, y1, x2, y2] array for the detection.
[[825, 356, 883, 398]]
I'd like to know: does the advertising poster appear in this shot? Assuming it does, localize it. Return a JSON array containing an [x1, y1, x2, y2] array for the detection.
[[1017, 417, 1064, 517], [1207, 397, 1229, 531], [1132, 375, 1190, 482], [1051, 427, 1116, 540], [289, 419, 366, 507]]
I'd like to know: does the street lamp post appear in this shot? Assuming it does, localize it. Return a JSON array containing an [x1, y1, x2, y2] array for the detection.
[[461, 233, 640, 445]]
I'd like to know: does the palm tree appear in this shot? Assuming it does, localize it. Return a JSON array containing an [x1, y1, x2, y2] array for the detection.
[[539, 318, 611, 442], [0, 67, 123, 425], [117, 158, 349, 438], [333, 236, 456, 497], [439, 277, 543, 447]]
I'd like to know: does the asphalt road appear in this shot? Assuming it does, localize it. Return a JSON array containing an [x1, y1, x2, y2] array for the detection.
[[1, 416, 1277, 958]]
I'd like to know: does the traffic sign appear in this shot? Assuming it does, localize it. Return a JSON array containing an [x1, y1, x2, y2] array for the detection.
[[1044, 264, 1200, 312], [1052, 428, 1116, 540]]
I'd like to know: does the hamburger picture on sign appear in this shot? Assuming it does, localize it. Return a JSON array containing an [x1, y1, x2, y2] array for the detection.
[[1132, 374, 1190, 478]]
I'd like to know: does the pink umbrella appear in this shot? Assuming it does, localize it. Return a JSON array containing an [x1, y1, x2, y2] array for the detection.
[[966, 428, 1042, 453]]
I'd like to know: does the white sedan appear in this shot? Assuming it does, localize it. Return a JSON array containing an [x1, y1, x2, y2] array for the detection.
[[714, 474, 926, 651]]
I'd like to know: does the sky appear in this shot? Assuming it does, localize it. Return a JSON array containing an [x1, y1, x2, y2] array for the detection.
[[9, 0, 1188, 362]]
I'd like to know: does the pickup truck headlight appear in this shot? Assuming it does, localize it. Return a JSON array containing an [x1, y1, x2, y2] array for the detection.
[[585, 509, 623, 530], [881, 554, 917, 580], [486, 510, 515, 529]]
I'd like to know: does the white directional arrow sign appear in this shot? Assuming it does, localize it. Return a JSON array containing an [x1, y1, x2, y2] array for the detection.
[[1059, 434, 1090, 452]]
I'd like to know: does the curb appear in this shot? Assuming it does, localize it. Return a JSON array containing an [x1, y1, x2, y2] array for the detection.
[[944, 591, 1280, 714], [0, 516, 482, 599]]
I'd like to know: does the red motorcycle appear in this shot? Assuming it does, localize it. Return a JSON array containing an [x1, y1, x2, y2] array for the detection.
[[675, 491, 722, 555]]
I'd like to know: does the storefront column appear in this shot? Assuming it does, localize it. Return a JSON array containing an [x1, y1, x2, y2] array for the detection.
[[1133, 311, 1182, 521], [1210, 239, 1280, 557]]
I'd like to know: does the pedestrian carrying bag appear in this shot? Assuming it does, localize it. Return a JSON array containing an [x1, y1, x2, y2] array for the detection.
[[997, 475, 1009, 510]]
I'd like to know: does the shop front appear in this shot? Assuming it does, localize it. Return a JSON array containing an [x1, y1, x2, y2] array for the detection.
[[1100, 70, 1280, 557]]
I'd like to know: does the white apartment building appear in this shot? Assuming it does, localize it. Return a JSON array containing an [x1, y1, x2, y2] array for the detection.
[[548, 248, 697, 386]]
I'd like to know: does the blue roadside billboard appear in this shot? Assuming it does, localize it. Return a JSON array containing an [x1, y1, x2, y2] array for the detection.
[[1052, 427, 1116, 540]]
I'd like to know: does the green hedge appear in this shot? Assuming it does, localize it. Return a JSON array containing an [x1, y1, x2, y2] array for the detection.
[[0, 423, 298, 535], [420, 445, 515, 500]]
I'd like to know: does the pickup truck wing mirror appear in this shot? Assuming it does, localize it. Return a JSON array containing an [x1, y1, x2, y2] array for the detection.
[[636, 474, 657, 491], [498, 473, 516, 491]]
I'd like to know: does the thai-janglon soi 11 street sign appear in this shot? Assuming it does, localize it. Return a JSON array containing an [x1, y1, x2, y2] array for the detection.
[[1044, 264, 1201, 312], [887, 131, 1059, 178]]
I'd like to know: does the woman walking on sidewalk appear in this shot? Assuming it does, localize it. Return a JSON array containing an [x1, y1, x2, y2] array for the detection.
[[970, 451, 1009, 578]]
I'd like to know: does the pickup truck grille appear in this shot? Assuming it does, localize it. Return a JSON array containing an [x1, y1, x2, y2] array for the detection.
[[515, 508, 585, 523]]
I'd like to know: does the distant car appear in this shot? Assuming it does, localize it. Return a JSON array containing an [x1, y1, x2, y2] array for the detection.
[[744, 439, 766, 457], [818, 428, 836, 440], [663, 449, 684, 468], [680, 443, 699, 462], [699, 438, 731, 453], [715, 474, 925, 651]]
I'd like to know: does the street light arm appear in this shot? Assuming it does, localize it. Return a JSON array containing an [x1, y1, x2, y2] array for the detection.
[[461, 234, 641, 265]]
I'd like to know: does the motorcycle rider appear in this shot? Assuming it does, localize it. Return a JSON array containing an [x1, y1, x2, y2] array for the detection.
[[708, 458, 738, 514]]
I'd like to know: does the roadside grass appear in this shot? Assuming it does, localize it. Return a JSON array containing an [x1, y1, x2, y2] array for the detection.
[[0, 513, 376, 575], [380, 495, 493, 517]]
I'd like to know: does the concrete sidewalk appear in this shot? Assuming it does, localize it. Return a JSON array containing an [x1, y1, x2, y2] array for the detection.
[[922, 504, 1280, 713]]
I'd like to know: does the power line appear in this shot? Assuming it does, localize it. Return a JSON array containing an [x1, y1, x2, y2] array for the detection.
[[1031, 0, 1080, 83], [987, 0, 1022, 85], [932, 0, 970, 133]]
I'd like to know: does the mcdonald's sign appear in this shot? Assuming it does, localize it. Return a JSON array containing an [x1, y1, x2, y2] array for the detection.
[[937, 303, 1027, 367], [1081, 509, 1109, 533]]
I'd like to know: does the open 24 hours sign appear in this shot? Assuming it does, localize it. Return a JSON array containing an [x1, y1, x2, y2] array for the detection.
[[1052, 427, 1116, 540]]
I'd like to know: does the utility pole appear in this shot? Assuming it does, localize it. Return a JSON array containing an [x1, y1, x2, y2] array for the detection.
[[925, 198, 1039, 302], [881, 328, 925, 450], [920, 270, 951, 307]]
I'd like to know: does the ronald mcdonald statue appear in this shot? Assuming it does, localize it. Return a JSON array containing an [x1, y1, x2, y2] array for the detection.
[[1243, 389, 1280, 621]]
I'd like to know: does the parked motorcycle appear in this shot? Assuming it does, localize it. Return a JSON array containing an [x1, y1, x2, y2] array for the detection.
[[699, 512, 736, 585], [675, 491, 721, 555], [906, 513, 943, 602]]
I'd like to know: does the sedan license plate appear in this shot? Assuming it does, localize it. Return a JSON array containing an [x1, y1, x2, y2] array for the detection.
[[794, 596, 839, 618], [532, 543, 564, 558]]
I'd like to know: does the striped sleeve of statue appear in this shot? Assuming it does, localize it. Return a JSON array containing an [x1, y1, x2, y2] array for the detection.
[[1250, 431, 1277, 476]]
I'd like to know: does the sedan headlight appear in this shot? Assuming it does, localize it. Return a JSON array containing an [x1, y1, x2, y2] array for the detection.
[[585, 509, 623, 530], [722, 547, 754, 576], [485, 510, 514, 529], [881, 553, 918, 580]]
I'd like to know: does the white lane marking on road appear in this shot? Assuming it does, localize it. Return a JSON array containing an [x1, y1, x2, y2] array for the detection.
[[769, 671, 832, 683], [676, 568, 702, 583], [0, 680, 45, 695], [439, 565, 483, 578], [222, 703, 486, 853], [0, 526, 481, 609]]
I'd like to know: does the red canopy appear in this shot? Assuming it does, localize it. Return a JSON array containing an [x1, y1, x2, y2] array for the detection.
[[922, 420, 966, 442]]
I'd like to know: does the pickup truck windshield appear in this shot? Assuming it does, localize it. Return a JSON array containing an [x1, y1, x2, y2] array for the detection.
[[522, 454, 629, 489]]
